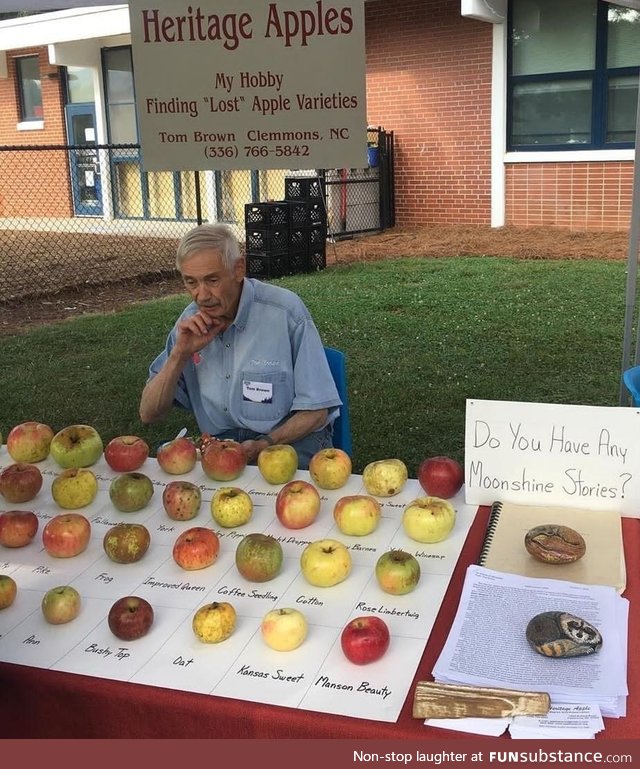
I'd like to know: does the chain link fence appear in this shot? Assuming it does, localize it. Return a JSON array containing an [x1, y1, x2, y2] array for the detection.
[[0, 128, 394, 303]]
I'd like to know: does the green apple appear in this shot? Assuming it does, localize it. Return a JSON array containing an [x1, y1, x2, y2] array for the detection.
[[402, 496, 456, 543], [50, 424, 103, 468], [211, 486, 253, 528], [375, 549, 421, 595], [109, 472, 154, 512], [257, 444, 298, 485], [41, 585, 81, 624]]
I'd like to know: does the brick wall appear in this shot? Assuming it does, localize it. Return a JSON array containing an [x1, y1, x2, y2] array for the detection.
[[0, 46, 72, 217], [365, 0, 493, 227]]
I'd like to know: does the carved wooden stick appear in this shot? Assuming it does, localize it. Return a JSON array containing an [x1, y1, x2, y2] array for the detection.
[[413, 681, 551, 719]]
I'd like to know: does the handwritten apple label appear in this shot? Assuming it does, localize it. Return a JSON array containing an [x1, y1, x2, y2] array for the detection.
[[85, 643, 131, 661], [354, 600, 419, 620], [23, 634, 41, 645], [296, 595, 323, 606], [217, 585, 278, 601], [237, 663, 305, 683], [314, 675, 392, 700], [143, 576, 206, 592]]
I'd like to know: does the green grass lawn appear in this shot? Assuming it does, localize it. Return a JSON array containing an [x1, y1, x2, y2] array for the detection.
[[0, 256, 628, 476]]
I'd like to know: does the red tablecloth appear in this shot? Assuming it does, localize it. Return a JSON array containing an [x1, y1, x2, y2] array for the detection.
[[1, 507, 638, 739]]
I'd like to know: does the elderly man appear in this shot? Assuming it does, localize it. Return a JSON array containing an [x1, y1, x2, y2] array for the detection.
[[139, 222, 342, 469]]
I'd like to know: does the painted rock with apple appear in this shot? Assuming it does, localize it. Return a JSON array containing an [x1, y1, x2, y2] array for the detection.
[[341, 616, 390, 664], [0, 462, 43, 503], [156, 436, 197, 475], [173, 526, 220, 570], [201, 438, 247, 481], [300, 538, 352, 587], [104, 435, 150, 472], [50, 424, 103, 468], [235, 533, 283, 582], [163, 480, 202, 521], [375, 549, 421, 595], [309, 447, 352, 490], [41, 585, 81, 625], [103, 523, 151, 564], [0, 510, 39, 548], [109, 472, 154, 512], [275, 479, 321, 529], [333, 494, 381, 536], [6, 421, 54, 463], [261, 607, 308, 651], [108, 595, 154, 640], [192, 601, 236, 643], [42, 512, 91, 558], [257, 444, 298, 485], [402, 496, 456, 543], [211, 486, 253, 528], [418, 455, 464, 499], [51, 468, 98, 509], [362, 458, 408, 497], [0, 575, 17, 609]]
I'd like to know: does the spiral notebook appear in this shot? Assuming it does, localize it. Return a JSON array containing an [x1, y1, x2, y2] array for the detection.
[[478, 501, 626, 594]]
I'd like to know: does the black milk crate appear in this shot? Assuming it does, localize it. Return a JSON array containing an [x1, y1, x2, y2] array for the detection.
[[308, 247, 327, 272], [288, 201, 310, 227], [246, 252, 290, 279], [288, 249, 309, 275], [245, 227, 289, 256], [288, 227, 309, 251], [308, 224, 328, 249], [284, 175, 325, 202], [244, 201, 289, 227], [308, 201, 327, 227]]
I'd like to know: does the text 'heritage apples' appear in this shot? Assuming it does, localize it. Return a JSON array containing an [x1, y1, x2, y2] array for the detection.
[[50, 424, 103, 469], [201, 438, 247, 481], [108, 596, 154, 641], [192, 601, 236, 643], [0, 510, 39, 548], [41, 585, 81, 625], [0, 575, 17, 609], [6, 421, 54, 463], [42, 512, 91, 558], [0, 462, 43, 503], [341, 616, 390, 665], [275, 479, 321, 529], [418, 455, 464, 499], [104, 435, 150, 472], [156, 436, 197, 475]]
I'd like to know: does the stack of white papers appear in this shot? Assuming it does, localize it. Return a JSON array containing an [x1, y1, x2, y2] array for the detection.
[[432, 566, 628, 721]]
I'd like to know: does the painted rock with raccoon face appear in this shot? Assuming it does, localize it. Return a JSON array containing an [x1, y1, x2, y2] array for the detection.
[[526, 611, 602, 658], [524, 524, 586, 564]]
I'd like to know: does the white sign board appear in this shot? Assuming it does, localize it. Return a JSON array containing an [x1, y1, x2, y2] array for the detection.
[[128, 0, 368, 171], [464, 399, 640, 516]]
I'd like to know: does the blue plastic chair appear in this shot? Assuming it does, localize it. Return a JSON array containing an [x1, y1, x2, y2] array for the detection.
[[623, 365, 640, 406], [324, 347, 353, 457]]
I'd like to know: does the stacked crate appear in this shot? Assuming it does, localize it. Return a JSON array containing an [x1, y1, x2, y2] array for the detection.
[[244, 201, 290, 279], [284, 176, 328, 273]]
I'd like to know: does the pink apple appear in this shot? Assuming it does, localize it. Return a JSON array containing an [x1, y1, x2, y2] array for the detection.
[[163, 480, 202, 521], [201, 438, 247, 481], [0, 462, 43, 503], [275, 480, 321, 529], [417, 456, 464, 499], [156, 436, 197, 474], [173, 527, 220, 570], [340, 616, 390, 664], [42, 513, 91, 558], [6, 421, 54, 463], [0, 511, 39, 548], [104, 435, 150, 472]]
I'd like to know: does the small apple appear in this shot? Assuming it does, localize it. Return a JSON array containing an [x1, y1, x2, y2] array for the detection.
[[104, 435, 150, 472], [261, 607, 308, 651], [257, 444, 298, 485], [108, 596, 154, 641], [402, 496, 456, 543], [309, 447, 352, 490], [0, 511, 39, 548], [163, 480, 202, 521], [333, 495, 381, 536], [51, 468, 98, 509], [211, 486, 253, 528], [109, 472, 154, 512], [103, 523, 151, 564], [173, 526, 220, 570], [201, 438, 247, 481], [275, 480, 321, 529], [156, 436, 197, 474], [50, 424, 103, 468], [375, 549, 421, 595], [41, 585, 81, 625], [6, 421, 54, 463], [0, 575, 17, 609], [300, 538, 352, 587], [418, 455, 464, 499], [0, 462, 43, 503], [362, 458, 408, 497], [235, 533, 283, 582], [42, 513, 91, 558], [340, 616, 390, 665], [192, 601, 236, 643]]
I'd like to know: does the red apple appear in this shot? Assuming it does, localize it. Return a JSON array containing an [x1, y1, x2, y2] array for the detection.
[[173, 526, 220, 570], [6, 421, 54, 463], [108, 596, 154, 640], [201, 438, 247, 481], [104, 435, 150, 472], [417, 455, 464, 499], [0, 511, 39, 548], [42, 512, 91, 558], [156, 436, 198, 474], [0, 462, 43, 503], [340, 616, 390, 665], [163, 480, 202, 521], [275, 480, 321, 529]]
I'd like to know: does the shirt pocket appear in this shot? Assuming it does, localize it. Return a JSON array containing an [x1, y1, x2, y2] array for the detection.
[[239, 369, 292, 422]]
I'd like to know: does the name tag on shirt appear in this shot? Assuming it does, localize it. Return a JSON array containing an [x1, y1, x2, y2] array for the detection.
[[242, 379, 273, 404]]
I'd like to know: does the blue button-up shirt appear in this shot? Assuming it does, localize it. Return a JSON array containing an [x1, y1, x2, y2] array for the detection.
[[148, 278, 342, 436]]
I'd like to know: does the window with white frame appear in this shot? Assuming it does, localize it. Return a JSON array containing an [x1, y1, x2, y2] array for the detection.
[[508, 0, 639, 149], [16, 55, 43, 122]]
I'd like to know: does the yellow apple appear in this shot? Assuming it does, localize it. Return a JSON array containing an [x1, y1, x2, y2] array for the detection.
[[309, 448, 352, 490], [0, 575, 17, 610], [211, 486, 253, 527], [261, 607, 308, 651], [257, 444, 298, 485], [333, 494, 381, 536], [402, 496, 456, 543], [51, 468, 98, 509], [362, 458, 408, 497], [300, 538, 351, 587], [192, 601, 236, 643]]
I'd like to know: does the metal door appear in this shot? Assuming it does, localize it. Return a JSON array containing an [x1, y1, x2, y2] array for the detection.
[[65, 104, 103, 216]]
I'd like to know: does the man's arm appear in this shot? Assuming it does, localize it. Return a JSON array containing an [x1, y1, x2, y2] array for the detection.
[[240, 408, 328, 462]]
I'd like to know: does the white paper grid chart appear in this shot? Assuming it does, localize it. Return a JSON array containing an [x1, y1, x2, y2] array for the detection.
[[0, 447, 476, 722]]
